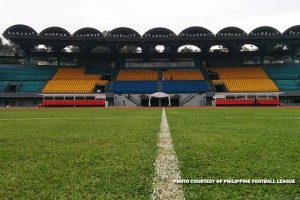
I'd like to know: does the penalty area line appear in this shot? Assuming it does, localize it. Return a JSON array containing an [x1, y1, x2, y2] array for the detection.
[[152, 108, 184, 200]]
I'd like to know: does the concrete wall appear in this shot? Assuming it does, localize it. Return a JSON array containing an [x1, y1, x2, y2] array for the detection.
[[0, 98, 42, 107], [114, 94, 139, 107], [113, 93, 207, 107], [182, 94, 206, 106]]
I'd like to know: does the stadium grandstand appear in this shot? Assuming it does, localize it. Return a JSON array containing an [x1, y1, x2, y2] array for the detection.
[[1, 24, 300, 107]]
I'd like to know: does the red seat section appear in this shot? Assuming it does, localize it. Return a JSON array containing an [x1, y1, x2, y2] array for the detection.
[[216, 98, 279, 106], [256, 99, 280, 106], [216, 99, 255, 106], [42, 100, 105, 107]]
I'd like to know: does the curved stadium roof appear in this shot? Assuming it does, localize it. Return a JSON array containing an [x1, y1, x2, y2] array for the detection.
[[143, 27, 177, 38], [3, 24, 38, 35], [39, 26, 71, 37], [73, 27, 104, 38], [108, 27, 141, 38], [4, 24, 300, 38]]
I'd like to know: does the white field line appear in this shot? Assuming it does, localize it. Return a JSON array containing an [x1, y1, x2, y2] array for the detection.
[[225, 116, 300, 119], [167, 116, 300, 119], [152, 108, 184, 200]]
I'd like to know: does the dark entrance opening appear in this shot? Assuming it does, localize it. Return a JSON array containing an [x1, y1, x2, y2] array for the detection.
[[95, 85, 106, 93], [171, 98, 179, 106], [150, 97, 159, 107], [141, 98, 149, 106], [161, 97, 169, 106], [214, 84, 226, 92], [102, 74, 112, 81], [5, 84, 19, 93]]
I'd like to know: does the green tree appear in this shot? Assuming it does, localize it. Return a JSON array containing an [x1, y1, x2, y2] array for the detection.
[[0, 37, 14, 51], [272, 43, 289, 51], [61, 46, 80, 53], [119, 46, 138, 53], [241, 46, 250, 51], [70, 46, 80, 52], [0, 37, 22, 64], [91, 46, 111, 53], [102, 30, 109, 37], [180, 47, 194, 53]]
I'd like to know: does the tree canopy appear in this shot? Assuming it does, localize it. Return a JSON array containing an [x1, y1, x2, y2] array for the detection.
[[0, 37, 22, 64], [0, 37, 14, 51]]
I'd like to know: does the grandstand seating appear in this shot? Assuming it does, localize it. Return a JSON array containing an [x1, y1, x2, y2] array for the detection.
[[263, 65, 300, 80], [116, 70, 158, 80], [0, 65, 56, 81], [162, 69, 204, 80], [42, 68, 107, 93], [263, 65, 300, 91], [0, 65, 57, 92], [113, 69, 158, 94], [210, 67, 267, 79], [216, 99, 255, 106], [209, 67, 279, 92], [273, 80, 300, 91], [256, 98, 280, 106], [42, 99, 105, 107], [1, 64, 293, 107], [17, 81, 48, 92], [212, 79, 278, 92], [0, 81, 9, 92], [113, 69, 209, 94], [162, 80, 209, 93], [49, 68, 99, 80], [216, 98, 280, 106], [112, 81, 157, 94]]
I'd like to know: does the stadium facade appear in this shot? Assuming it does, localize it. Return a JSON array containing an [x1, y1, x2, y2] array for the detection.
[[1, 24, 300, 107]]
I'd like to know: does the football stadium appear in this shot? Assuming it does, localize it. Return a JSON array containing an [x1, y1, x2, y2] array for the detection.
[[1, 25, 300, 107], [1, 23, 300, 199]]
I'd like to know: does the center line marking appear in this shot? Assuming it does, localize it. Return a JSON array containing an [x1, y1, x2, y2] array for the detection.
[[152, 108, 185, 200]]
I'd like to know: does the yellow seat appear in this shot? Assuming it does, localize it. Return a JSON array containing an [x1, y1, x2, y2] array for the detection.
[[162, 69, 204, 80], [208, 67, 278, 92], [116, 70, 158, 81], [43, 68, 108, 93]]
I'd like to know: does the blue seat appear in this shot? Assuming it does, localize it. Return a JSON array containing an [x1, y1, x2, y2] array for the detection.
[[163, 80, 210, 93], [264, 65, 300, 91], [0, 65, 57, 92], [112, 81, 157, 94]]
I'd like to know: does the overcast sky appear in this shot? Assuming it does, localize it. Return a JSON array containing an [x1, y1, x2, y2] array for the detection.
[[1, 0, 300, 36]]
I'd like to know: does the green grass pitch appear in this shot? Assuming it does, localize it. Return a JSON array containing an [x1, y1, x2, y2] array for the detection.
[[167, 108, 300, 199], [0, 107, 299, 199], [0, 108, 161, 199]]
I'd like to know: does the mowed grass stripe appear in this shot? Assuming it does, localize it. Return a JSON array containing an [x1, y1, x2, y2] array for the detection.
[[0, 117, 161, 121], [2, 116, 300, 121], [167, 108, 300, 199], [0, 108, 161, 199], [152, 108, 184, 200]]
